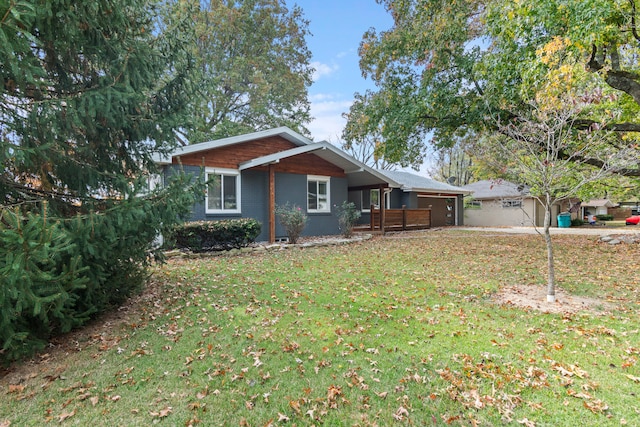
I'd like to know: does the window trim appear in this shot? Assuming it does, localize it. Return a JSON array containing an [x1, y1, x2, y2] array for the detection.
[[205, 168, 241, 214], [307, 175, 331, 213]]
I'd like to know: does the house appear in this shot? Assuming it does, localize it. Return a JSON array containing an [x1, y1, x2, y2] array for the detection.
[[154, 127, 471, 242], [348, 170, 470, 227], [155, 127, 408, 242], [579, 199, 618, 219], [461, 180, 552, 227]]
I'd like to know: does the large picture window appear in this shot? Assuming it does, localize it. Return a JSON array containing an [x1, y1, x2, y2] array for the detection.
[[206, 168, 240, 213], [307, 175, 330, 212]]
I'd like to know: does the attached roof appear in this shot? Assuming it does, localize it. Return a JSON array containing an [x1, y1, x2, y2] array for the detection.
[[239, 142, 401, 188], [582, 199, 618, 208], [154, 127, 313, 164], [461, 179, 530, 199], [376, 170, 471, 194]]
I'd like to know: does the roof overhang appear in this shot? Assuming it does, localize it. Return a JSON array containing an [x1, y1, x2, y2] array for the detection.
[[154, 127, 313, 165], [238, 142, 400, 188], [408, 187, 472, 195], [582, 199, 618, 208]]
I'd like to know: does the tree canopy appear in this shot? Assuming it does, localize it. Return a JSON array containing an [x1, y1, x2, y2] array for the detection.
[[345, 0, 640, 177], [180, 0, 314, 143]]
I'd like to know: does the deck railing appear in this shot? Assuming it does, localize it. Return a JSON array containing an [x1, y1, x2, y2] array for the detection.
[[367, 206, 431, 232]]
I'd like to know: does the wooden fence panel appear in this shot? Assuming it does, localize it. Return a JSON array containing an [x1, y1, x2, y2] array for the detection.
[[367, 207, 431, 231]]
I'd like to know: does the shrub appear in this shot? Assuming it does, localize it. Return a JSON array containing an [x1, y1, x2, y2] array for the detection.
[[571, 218, 585, 226], [172, 219, 261, 252], [0, 172, 199, 364], [275, 203, 307, 244], [335, 201, 361, 238], [595, 214, 613, 221]]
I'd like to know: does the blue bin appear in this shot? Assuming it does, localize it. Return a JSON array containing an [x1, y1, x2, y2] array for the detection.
[[557, 213, 571, 228]]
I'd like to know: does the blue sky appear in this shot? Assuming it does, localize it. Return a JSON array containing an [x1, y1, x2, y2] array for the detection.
[[285, 0, 393, 143]]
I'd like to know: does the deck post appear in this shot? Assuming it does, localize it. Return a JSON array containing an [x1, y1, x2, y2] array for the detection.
[[269, 164, 275, 243], [379, 186, 385, 234], [370, 204, 375, 231], [402, 205, 407, 231]]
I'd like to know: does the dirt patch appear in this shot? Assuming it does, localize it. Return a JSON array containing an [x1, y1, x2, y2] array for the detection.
[[493, 284, 614, 315]]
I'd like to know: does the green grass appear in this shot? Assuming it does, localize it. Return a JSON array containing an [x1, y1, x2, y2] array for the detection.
[[1, 230, 639, 426]]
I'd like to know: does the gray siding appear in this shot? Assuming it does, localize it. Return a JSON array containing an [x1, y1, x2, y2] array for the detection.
[[275, 173, 345, 239], [164, 165, 347, 241]]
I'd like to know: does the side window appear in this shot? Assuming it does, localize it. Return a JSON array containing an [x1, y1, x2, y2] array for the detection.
[[206, 168, 241, 213], [362, 189, 380, 211], [502, 199, 522, 208]]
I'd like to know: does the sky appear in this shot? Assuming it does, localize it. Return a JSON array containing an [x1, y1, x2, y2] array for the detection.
[[285, 0, 393, 143]]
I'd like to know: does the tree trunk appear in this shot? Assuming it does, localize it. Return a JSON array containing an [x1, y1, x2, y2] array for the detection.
[[543, 201, 556, 303]]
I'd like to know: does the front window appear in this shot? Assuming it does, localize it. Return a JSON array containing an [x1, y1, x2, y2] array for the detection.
[[307, 175, 330, 212], [362, 189, 380, 211], [206, 168, 240, 213]]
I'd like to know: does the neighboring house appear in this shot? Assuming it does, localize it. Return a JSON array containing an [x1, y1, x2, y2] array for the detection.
[[461, 180, 552, 227], [154, 127, 405, 242], [613, 199, 640, 219], [580, 199, 618, 219], [349, 170, 470, 227]]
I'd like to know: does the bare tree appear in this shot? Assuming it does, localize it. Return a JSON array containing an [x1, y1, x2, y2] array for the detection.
[[341, 135, 397, 170], [428, 139, 475, 186], [475, 95, 636, 302]]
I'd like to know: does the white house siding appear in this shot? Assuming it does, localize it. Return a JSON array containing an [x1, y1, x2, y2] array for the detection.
[[464, 198, 540, 227]]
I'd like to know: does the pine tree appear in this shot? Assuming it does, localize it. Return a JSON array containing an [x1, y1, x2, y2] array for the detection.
[[1, 0, 199, 362]]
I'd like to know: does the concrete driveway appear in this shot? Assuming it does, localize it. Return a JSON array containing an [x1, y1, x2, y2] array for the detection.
[[456, 225, 640, 236]]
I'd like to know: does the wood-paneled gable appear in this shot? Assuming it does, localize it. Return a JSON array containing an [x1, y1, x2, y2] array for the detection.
[[260, 153, 346, 177], [174, 136, 299, 169], [173, 136, 346, 177]]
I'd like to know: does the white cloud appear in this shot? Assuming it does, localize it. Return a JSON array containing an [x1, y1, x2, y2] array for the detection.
[[307, 95, 353, 143], [311, 61, 339, 81]]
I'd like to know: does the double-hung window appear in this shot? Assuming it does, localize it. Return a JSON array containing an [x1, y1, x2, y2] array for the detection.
[[307, 175, 330, 212], [206, 168, 240, 214]]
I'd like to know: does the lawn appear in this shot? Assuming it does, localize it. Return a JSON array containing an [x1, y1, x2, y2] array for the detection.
[[1, 230, 639, 426]]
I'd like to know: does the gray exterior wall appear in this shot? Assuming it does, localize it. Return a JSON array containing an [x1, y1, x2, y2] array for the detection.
[[163, 165, 345, 242], [275, 173, 345, 239]]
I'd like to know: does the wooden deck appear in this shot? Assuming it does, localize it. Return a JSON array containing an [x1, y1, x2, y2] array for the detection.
[[364, 207, 431, 232]]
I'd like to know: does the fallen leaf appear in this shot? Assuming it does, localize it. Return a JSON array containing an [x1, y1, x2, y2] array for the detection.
[[626, 374, 640, 383], [8, 385, 25, 394], [57, 410, 76, 422], [158, 407, 172, 418], [0, 420, 11, 427], [393, 406, 409, 421], [277, 413, 290, 422]]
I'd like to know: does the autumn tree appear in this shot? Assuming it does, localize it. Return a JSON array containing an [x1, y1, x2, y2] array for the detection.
[[476, 87, 636, 302], [180, 0, 314, 143], [348, 0, 640, 178], [0, 0, 199, 361], [342, 92, 425, 169]]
